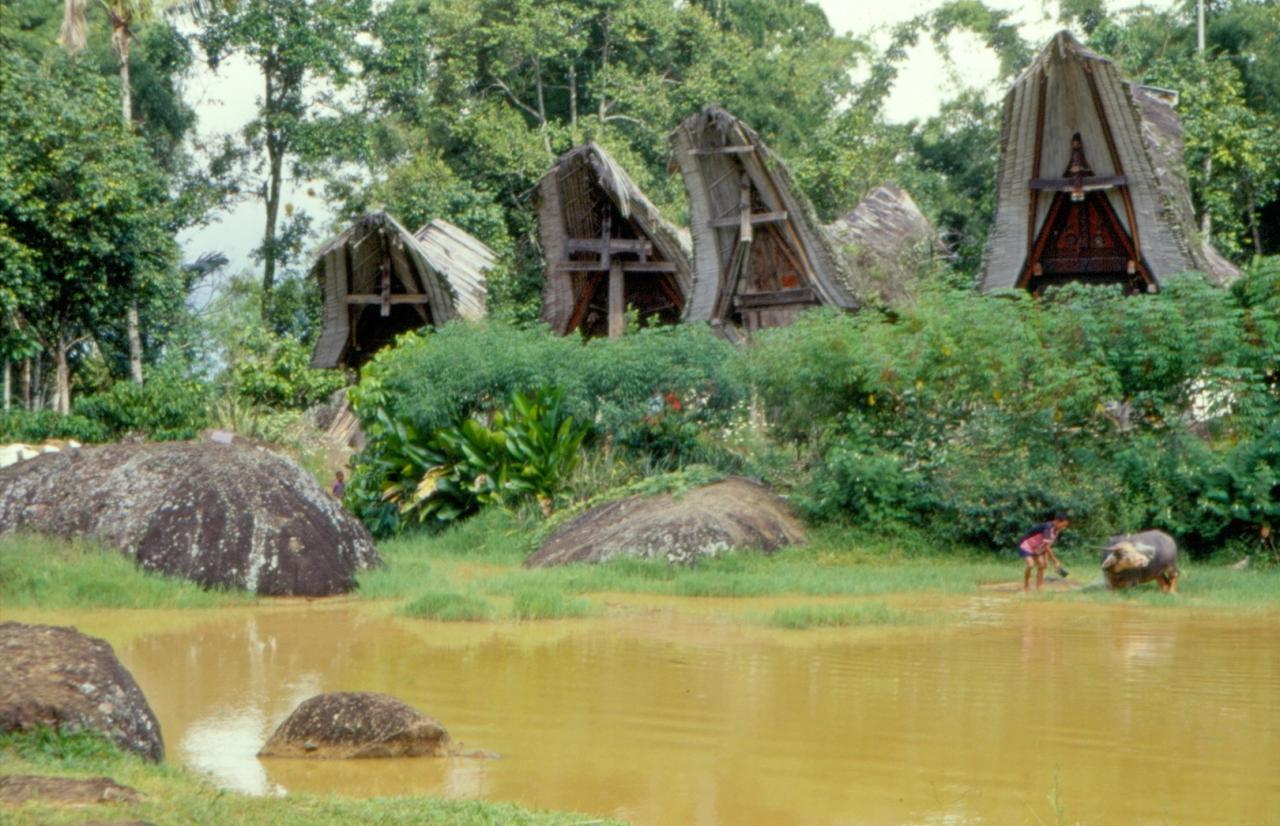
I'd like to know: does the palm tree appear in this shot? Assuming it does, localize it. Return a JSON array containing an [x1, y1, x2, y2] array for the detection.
[[58, 0, 159, 386]]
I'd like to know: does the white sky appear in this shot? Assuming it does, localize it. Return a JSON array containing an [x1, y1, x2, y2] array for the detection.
[[179, 0, 1173, 286]]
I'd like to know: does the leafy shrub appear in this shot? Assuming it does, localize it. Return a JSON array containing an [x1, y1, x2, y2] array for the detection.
[[351, 387, 591, 535], [72, 365, 212, 440], [0, 409, 109, 443], [224, 328, 346, 410], [351, 320, 744, 446]]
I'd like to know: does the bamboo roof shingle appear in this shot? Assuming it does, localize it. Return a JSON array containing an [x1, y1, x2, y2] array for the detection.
[[980, 30, 1239, 294], [826, 182, 947, 306], [535, 142, 691, 337], [310, 211, 483, 370], [412, 218, 495, 322], [669, 105, 858, 333]]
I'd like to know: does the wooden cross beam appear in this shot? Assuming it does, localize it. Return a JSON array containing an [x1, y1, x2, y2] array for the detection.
[[708, 210, 788, 228], [689, 145, 755, 155], [552, 260, 676, 273], [1029, 175, 1126, 193], [562, 211, 654, 272], [345, 294, 430, 305]]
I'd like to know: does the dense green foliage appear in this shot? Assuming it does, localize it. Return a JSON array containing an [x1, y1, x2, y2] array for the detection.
[[352, 261, 1280, 560], [346, 322, 743, 535], [744, 263, 1280, 555]]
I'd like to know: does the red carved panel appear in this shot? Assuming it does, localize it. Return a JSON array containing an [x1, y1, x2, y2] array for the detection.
[[1040, 193, 1126, 270]]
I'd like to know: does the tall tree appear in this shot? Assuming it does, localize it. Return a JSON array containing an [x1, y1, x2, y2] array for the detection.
[[0, 52, 178, 412], [58, 0, 161, 385], [198, 0, 371, 320]]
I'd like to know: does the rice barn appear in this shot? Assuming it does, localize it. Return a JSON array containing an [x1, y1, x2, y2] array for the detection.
[[535, 142, 691, 338], [669, 105, 858, 335], [309, 212, 493, 370]]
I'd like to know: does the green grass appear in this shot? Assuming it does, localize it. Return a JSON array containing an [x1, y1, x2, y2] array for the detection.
[[0, 533, 254, 610], [0, 729, 616, 826], [763, 601, 916, 629], [483, 549, 1013, 600], [509, 585, 598, 620], [1070, 561, 1280, 608], [401, 587, 495, 621]]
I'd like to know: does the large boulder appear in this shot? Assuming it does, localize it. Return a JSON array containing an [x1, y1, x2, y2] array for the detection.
[[0, 623, 164, 762], [0, 441, 380, 596], [258, 692, 451, 759], [526, 476, 805, 567]]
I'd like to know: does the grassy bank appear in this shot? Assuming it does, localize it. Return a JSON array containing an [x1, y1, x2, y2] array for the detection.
[[0, 534, 254, 610], [364, 511, 1280, 614], [0, 729, 617, 826]]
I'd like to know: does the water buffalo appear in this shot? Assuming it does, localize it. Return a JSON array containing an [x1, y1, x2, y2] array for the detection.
[[1101, 530, 1179, 593]]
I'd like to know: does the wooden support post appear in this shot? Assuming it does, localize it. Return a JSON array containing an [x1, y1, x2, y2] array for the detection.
[[608, 261, 625, 339], [379, 261, 391, 317]]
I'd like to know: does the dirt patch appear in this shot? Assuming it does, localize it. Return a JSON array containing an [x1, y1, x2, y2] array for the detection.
[[527, 477, 806, 567], [0, 623, 163, 762], [979, 576, 1086, 593], [259, 692, 451, 759], [0, 440, 380, 596], [0, 774, 141, 806]]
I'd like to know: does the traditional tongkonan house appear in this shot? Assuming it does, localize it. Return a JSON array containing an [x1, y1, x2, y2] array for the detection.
[[980, 31, 1238, 295], [826, 182, 947, 307], [535, 143, 691, 338], [309, 211, 491, 370], [670, 105, 858, 334]]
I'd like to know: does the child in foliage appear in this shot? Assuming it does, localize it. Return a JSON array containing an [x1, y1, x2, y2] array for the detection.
[[1018, 512, 1069, 592]]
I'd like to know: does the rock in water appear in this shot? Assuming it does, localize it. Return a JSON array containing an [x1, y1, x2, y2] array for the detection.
[[259, 692, 451, 759], [0, 623, 164, 762], [526, 477, 805, 567], [0, 441, 380, 596]]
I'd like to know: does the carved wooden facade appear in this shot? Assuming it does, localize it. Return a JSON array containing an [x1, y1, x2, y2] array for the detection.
[[981, 31, 1238, 293]]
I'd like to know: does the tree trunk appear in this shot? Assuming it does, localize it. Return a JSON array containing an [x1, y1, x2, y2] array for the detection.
[[55, 333, 71, 415], [533, 55, 552, 156], [21, 358, 31, 410], [261, 64, 283, 319], [3, 360, 10, 413], [1201, 153, 1212, 237], [113, 11, 145, 385], [597, 17, 611, 123], [568, 64, 577, 127], [32, 354, 43, 410], [1246, 202, 1264, 256], [126, 301, 144, 384]]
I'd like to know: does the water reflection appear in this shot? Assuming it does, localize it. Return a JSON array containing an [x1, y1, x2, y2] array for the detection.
[[3, 597, 1277, 826]]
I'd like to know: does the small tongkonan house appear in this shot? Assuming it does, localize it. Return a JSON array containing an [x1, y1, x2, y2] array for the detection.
[[309, 211, 489, 370], [535, 142, 691, 338], [980, 31, 1238, 295], [669, 105, 858, 334]]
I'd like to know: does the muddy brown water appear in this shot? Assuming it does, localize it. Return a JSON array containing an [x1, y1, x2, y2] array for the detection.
[[4, 594, 1278, 825]]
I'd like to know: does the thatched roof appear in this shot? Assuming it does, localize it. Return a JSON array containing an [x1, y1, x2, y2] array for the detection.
[[535, 142, 691, 336], [310, 212, 465, 370], [980, 31, 1239, 293], [669, 105, 858, 331], [826, 182, 947, 306], [412, 218, 495, 322]]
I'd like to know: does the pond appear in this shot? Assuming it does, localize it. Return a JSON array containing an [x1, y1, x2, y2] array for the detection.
[[5, 594, 1278, 825]]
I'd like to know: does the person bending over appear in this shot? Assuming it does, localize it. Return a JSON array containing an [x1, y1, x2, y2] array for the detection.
[[1018, 512, 1069, 593]]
